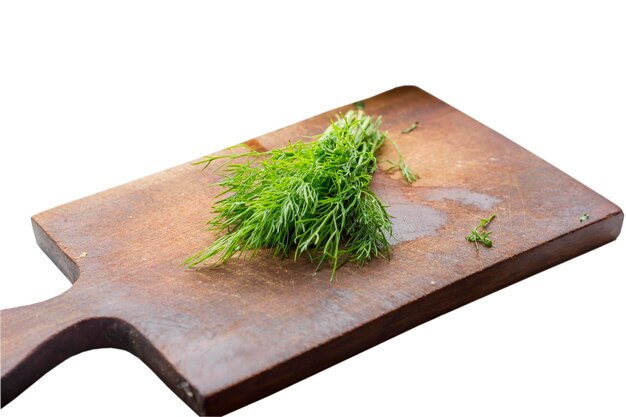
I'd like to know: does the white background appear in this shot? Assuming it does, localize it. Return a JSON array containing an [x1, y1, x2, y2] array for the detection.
[[1, 1, 624, 416]]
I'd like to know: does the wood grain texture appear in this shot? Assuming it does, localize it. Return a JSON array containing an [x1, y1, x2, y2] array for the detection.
[[1, 86, 622, 415]]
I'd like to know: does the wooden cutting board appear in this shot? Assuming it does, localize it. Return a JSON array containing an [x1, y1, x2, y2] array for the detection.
[[1, 86, 622, 415]]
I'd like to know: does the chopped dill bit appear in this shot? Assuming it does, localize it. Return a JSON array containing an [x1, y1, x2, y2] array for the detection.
[[466, 213, 496, 248], [354, 100, 366, 110], [580, 213, 590, 222], [185, 110, 415, 279], [381, 137, 419, 183], [401, 121, 419, 134]]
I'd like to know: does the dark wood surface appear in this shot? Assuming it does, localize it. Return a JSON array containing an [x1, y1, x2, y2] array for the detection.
[[1, 86, 622, 415]]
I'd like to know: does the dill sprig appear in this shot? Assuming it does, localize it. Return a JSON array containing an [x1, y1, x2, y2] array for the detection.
[[401, 121, 419, 134], [466, 213, 496, 248], [381, 137, 419, 183], [185, 110, 415, 279]]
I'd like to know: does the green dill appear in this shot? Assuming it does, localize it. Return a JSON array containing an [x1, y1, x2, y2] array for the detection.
[[381, 137, 418, 183], [354, 101, 365, 110], [466, 213, 496, 248], [185, 110, 415, 279], [580, 213, 590, 222], [401, 121, 419, 134]]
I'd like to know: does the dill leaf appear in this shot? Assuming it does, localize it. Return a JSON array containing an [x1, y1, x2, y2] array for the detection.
[[466, 213, 496, 248], [401, 121, 419, 134]]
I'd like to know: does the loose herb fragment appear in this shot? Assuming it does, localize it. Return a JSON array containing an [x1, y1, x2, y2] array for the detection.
[[401, 121, 419, 134], [466, 213, 496, 248], [580, 213, 590, 222], [185, 110, 415, 279], [381, 137, 418, 182], [354, 101, 366, 110]]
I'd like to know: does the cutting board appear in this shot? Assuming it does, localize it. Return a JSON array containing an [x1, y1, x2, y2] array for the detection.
[[1, 86, 622, 415]]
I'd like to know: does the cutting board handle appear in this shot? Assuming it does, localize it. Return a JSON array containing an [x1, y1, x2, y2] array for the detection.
[[0, 285, 101, 407]]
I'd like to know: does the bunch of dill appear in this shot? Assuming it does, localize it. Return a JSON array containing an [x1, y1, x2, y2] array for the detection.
[[185, 110, 414, 278]]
